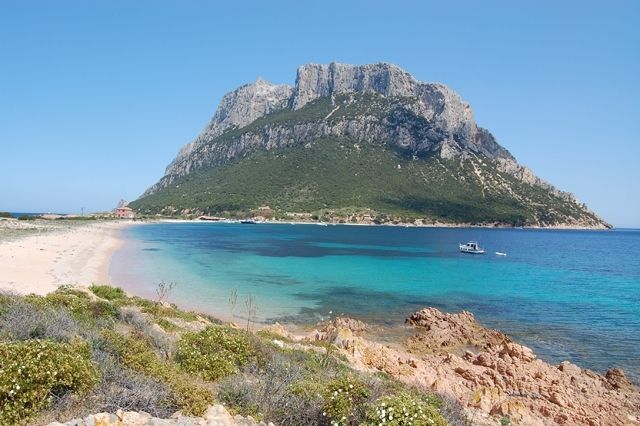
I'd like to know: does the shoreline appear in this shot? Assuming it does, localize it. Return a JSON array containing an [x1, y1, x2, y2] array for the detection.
[[1, 218, 638, 423], [155, 217, 613, 231], [0, 219, 132, 295]]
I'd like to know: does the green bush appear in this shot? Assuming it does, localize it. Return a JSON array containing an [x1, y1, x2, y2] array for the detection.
[[101, 330, 214, 415], [0, 339, 99, 425], [175, 326, 254, 381], [323, 376, 371, 426], [364, 391, 447, 426], [0, 212, 12, 218], [156, 317, 181, 332], [89, 285, 127, 301], [27, 290, 118, 326]]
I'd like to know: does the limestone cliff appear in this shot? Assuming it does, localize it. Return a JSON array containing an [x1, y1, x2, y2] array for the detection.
[[135, 62, 609, 228]]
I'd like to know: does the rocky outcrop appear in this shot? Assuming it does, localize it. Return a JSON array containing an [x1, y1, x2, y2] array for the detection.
[[405, 307, 508, 354], [47, 404, 274, 426], [137, 62, 609, 228], [144, 62, 516, 196], [155, 79, 293, 193], [302, 308, 640, 426]]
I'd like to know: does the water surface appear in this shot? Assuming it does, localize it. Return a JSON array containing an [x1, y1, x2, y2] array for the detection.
[[111, 223, 640, 382]]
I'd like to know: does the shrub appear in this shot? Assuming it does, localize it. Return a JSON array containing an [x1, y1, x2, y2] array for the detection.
[[119, 307, 175, 359], [323, 375, 371, 426], [0, 339, 99, 424], [26, 289, 119, 326], [156, 317, 181, 332], [0, 295, 79, 342], [90, 285, 127, 301], [100, 330, 214, 415], [129, 296, 200, 322], [41, 349, 177, 422], [218, 353, 325, 425], [0, 212, 12, 218], [363, 391, 448, 426], [175, 326, 254, 381]]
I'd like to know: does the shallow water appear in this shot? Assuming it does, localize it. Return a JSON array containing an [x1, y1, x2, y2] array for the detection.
[[111, 223, 640, 382]]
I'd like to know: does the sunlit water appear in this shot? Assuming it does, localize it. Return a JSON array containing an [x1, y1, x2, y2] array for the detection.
[[111, 223, 640, 382]]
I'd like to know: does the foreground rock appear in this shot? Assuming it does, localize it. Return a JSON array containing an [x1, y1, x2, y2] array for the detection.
[[48, 404, 274, 426], [405, 307, 507, 354], [305, 309, 640, 425]]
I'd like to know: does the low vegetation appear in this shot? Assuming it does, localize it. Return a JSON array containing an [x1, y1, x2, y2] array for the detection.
[[0, 285, 461, 425], [0, 339, 98, 425]]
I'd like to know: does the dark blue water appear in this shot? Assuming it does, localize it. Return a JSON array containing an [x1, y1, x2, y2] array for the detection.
[[111, 223, 640, 382]]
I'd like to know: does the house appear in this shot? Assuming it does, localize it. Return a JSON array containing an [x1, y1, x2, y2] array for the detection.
[[115, 206, 135, 219]]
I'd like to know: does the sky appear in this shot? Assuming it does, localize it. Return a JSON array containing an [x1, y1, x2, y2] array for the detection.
[[1, 1, 638, 227]]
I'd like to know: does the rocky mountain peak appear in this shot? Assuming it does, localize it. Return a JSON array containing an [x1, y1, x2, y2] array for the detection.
[[290, 62, 417, 109], [136, 62, 610, 228], [163, 77, 293, 176]]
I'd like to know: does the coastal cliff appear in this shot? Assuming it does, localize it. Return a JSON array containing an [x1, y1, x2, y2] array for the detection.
[[132, 62, 609, 228]]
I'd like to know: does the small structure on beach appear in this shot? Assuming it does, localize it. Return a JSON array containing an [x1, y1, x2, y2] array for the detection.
[[115, 206, 135, 219]]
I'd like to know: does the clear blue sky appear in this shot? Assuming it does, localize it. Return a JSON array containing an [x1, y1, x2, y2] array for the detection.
[[1, 1, 638, 227]]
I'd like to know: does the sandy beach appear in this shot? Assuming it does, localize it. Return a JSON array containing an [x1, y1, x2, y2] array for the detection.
[[0, 219, 131, 295]]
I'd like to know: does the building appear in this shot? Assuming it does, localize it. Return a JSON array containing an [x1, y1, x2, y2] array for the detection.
[[115, 206, 135, 219]]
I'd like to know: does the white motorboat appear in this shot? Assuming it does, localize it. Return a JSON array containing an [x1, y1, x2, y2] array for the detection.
[[459, 241, 485, 254], [495, 252, 507, 256]]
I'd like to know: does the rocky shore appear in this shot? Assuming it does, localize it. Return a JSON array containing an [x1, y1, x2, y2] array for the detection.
[[52, 307, 639, 425], [297, 308, 640, 425]]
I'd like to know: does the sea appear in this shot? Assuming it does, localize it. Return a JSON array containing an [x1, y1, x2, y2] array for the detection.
[[110, 222, 640, 383]]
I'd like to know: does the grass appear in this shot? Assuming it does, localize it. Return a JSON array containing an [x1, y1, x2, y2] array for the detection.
[[89, 285, 127, 301], [0, 286, 463, 425]]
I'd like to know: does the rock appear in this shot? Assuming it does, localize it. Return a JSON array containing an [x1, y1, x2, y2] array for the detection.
[[324, 306, 640, 426], [331, 316, 368, 332], [333, 327, 355, 349], [48, 404, 270, 426], [204, 404, 235, 425], [549, 392, 566, 407], [263, 322, 292, 339], [558, 361, 581, 376], [471, 387, 503, 412], [604, 367, 634, 390], [405, 307, 508, 354]]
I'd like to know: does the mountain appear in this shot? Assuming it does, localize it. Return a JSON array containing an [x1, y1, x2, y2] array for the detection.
[[131, 62, 609, 228]]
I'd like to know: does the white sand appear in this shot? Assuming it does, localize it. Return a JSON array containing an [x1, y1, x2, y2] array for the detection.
[[0, 221, 131, 295]]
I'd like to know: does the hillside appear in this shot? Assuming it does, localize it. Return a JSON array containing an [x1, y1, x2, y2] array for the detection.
[[132, 63, 608, 228]]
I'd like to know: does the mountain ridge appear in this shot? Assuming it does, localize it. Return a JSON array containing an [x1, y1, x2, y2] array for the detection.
[[134, 62, 609, 228]]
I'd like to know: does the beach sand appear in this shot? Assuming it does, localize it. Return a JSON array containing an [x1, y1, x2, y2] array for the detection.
[[0, 220, 131, 295]]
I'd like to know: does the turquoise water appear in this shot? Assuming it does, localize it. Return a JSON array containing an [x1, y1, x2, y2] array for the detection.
[[110, 223, 640, 382]]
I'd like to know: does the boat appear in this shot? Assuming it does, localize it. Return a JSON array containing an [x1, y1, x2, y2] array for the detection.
[[240, 220, 256, 224], [459, 241, 485, 254], [495, 252, 507, 256]]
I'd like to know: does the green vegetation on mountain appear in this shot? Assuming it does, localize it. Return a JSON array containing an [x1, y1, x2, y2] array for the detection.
[[132, 136, 601, 226], [133, 63, 608, 227]]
